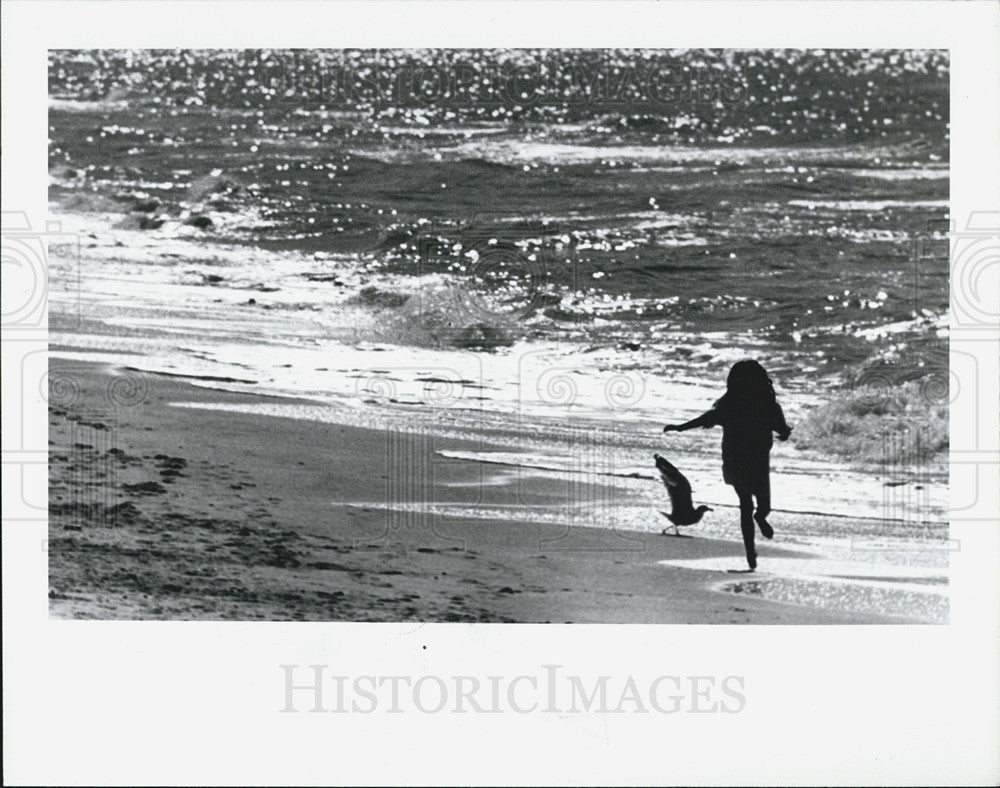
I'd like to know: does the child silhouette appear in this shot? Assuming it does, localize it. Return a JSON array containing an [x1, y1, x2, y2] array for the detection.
[[663, 360, 792, 570]]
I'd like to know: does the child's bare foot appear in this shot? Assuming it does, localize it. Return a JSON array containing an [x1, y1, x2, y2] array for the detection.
[[754, 511, 774, 539]]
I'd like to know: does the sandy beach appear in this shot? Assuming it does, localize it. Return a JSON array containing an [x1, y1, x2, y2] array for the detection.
[[48, 361, 944, 624]]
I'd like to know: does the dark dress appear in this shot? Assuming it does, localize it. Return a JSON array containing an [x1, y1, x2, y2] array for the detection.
[[680, 394, 790, 496]]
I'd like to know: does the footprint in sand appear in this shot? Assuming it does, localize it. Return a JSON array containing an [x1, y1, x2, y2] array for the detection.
[[122, 481, 168, 495]]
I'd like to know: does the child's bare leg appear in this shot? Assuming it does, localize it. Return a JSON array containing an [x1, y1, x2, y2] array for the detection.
[[736, 488, 757, 569], [754, 482, 774, 539], [756, 482, 771, 518]]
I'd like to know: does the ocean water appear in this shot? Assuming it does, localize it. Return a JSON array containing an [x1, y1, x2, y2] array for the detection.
[[47, 50, 950, 539]]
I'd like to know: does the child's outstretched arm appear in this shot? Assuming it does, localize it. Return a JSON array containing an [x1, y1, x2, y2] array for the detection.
[[774, 403, 792, 441], [663, 408, 720, 433]]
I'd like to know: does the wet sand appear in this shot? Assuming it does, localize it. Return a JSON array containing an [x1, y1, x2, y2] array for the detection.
[[47, 362, 928, 624]]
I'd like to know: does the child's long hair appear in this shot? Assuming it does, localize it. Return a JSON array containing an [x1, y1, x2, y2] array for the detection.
[[718, 360, 778, 428]]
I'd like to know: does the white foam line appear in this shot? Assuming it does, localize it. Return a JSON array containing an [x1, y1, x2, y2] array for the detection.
[[788, 198, 949, 210], [336, 501, 673, 534], [659, 555, 949, 596]]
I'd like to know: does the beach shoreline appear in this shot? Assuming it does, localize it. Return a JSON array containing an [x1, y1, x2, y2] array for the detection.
[[48, 361, 943, 623], [44, 53, 951, 624]]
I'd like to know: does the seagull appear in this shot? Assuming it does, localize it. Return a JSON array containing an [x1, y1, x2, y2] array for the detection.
[[654, 453, 712, 536]]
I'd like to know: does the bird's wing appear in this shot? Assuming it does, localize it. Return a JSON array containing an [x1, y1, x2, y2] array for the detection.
[[654, 454, 694, 510]]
